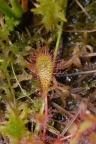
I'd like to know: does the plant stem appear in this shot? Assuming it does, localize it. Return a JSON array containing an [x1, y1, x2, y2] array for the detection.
[[6, 72, 15, 101], [11, 63, 34, 103], [53, 0, 68, 63], [43, 96, 48, 137], [58, 69, 96, 77], [53, 21, 64, 63], [34, 99, 45, 134]]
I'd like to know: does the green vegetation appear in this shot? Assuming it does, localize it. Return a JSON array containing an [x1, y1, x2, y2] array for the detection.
[[32, 0, 67, 30], [0, 0, 23, 19], [0, 0, 96, 144]]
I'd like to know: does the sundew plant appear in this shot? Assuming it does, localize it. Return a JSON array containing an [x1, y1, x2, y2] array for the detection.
[[0, 0, 96, 144]]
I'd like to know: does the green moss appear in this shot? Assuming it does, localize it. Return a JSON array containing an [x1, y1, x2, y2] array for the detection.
[[0, 114, 29, 143], [32, 0, 67, 30]]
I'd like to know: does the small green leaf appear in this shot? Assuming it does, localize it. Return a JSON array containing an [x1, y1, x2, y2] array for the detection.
[[11, 45, 19, 54], [0, 59, 4, 62], [5, 16, 20, 32], [0, 96, 2, 100]]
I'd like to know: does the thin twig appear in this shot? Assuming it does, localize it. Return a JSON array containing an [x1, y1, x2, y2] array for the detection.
[[64, 29, 96, 33], [75, 0, 91, 19], [11, 63, 34, 102], [61, 109, 80, 136], [52, 102, 74, 119], [58, 70, 96, 77]]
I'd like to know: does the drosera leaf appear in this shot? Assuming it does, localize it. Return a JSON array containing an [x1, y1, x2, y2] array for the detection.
[[36, 49, 53, 96]]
